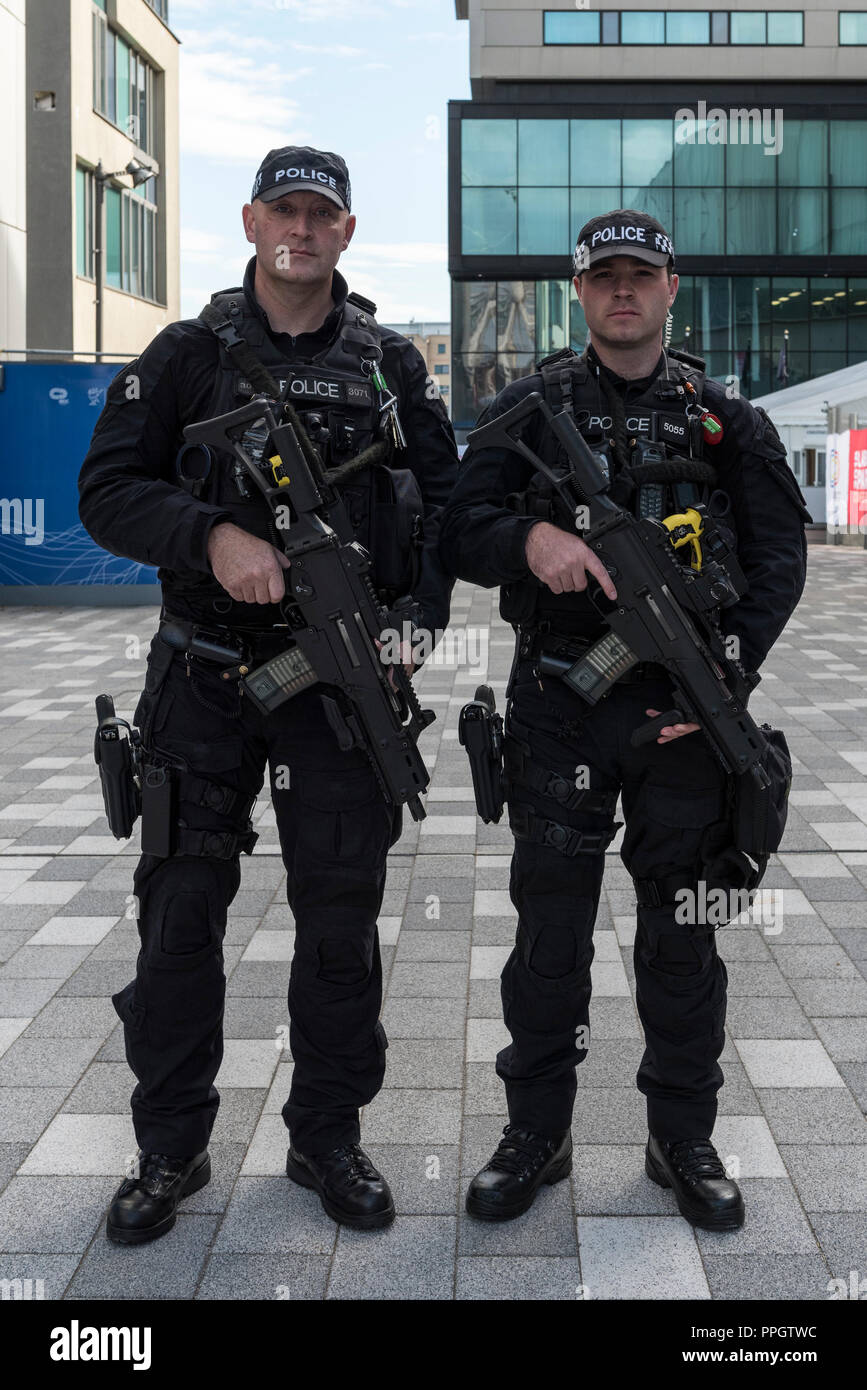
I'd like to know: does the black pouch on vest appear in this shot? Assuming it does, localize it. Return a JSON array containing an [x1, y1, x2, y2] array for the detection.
[[371, 465, 425, 594], [733, 725, 792, 863]]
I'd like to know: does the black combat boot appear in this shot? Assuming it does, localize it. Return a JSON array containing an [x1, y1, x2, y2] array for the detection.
[[466, 1124, 573, 1221], [645, 1134, 745, 1230], [106, 1150, 211, 1245], [286, 1143, 395, 1230]]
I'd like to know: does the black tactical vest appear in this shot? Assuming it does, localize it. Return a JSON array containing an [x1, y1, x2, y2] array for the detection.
[[172, 286, 425, 625], [500, 346, 733, 634]]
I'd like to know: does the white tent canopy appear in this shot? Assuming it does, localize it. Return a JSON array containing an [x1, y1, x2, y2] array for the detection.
[[752, 360, 867, 428]]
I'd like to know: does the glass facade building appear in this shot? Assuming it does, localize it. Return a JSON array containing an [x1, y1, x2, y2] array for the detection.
[[449, 86, 867, 438]]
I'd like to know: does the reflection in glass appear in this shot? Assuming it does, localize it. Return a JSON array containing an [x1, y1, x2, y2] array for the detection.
[[519, 188, 570, 255], [570, 120, 621, 186], [726, 138, 775, 188], [778, 189, 828, 255], [497, 283, 536, 387], [621, 11, 665, 43], [727, 189, 775, 254], [674, 189, 724, 254], [571, 188, 626, 239], [831, 189, 867, 254], [452, 353, 498, 430], [462, 188, 517, 255], [622, 120, 673, 186], [779, 121, 826, 186], [461, 120, 517, 186], [768, 12, 803, 43], [544, 11, 600, 43], [666, 11, 710, 43], [830, 122, 867, 186], [519, 119, 569, 186], [673, 129, 726, 187], [730, 12, 766, 44], [621, 188, 673, 232], [454, 283, 497, 358], [536, 281, 569, 357]]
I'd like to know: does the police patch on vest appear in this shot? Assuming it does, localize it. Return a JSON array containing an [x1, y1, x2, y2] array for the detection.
[[235, 373, 373, 405], [657, 414, 689, 447]]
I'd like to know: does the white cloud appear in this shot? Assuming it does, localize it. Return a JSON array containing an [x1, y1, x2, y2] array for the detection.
[[179, 43, 314, 162], [180, 228, 233, 264], [290, 42, 366, 57]]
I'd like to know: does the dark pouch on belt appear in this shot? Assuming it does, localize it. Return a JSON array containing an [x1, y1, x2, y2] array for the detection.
[[733, 725, 792, 861], [140, 763, 175, 858]]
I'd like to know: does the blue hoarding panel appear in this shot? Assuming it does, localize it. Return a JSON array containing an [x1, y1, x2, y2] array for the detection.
[[0, 362, 159, 587]]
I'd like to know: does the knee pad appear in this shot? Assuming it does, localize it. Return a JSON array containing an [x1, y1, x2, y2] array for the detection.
[[525, 923, 581, 981]]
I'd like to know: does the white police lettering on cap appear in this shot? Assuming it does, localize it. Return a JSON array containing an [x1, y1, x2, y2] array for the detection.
[[574, 242, 591, 271], [590, 224, 648, 248], [273, 167, 339, 191]]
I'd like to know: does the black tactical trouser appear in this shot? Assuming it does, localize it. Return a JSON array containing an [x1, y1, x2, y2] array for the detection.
[[112, 628, 399, 1158], [497, 656, 732, 1143]]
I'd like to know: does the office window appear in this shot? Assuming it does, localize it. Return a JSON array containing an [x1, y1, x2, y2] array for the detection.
[[462, 188, 517, 255], [519, 119, 569, 185], [144, 0, 169, 19], [93, 14, 156, 152], [621, 11, 665, 43], [779, 189, 828, 255], [571, 119, 621, 185], [544, 12, 600, 44], [437, 342, 446, 353], [768, 12, 803, 43], [601, 12, 619, 43], [711, 12, 728, 42], [518, 187, 570, 255], [461, 121, 516, 185], [840, 13, 867, 43], [666, 12, 710, 44], [832, 189, 867, 253], [831, 121, 867, 184], [727, 189, 775, 254], [103, 182, 157, 299], [730, 12, 766, 43], [675, 189, 725, 253], [622, 120, 673, 186], [75, 165, 95, 278], [434, 365, 449, 375]]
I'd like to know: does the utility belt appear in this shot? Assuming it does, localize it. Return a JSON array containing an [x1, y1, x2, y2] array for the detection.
[[517, 626, 669, 685]]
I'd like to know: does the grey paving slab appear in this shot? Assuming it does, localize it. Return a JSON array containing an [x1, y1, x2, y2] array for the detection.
[[23, 997, 119, 1039], [577, 1216, 710, 1299], [58, 961, 142, 996], [61, 1064, 136, 1115], [0, 945, 92, 979], [700, 1254, 833, 1301], [394, 930, 472, 962], [779, 1145, 867, 1211], [381, 1038, 464, 1090], [724, 996, 817, 1039], [0, 1176, 111, 1252], [838, 1061, 867, 1108], [807, 1212, 867, 1280], [64, 1214, 219, 1300], [195, 1254, 330, 1300], [0, 1087, 69, 1142], [573, 1145, 681, 1217], [455, 1256, 581, 1300], [360, 1089, 461, 1145], [380, 996, 465, 1039], [386, 962, 469, 997], [0, 1036, 102, 1087], [327, 1216, 455, 1300], [692, 1178, 827, 1255], [459, 1177, 576, 1256], [214, 1177, 338, 1255], [756, 1088, 867, 1144], [0, 979, 62, 1014], [0, 1254, 81, 1300]]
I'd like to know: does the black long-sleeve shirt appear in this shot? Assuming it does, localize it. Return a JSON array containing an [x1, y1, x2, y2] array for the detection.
[[438, 347, 810, 674], [78, 260, 458, 635]]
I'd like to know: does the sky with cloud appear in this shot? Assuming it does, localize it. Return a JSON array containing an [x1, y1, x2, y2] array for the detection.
[[172, 0, 470, 323]]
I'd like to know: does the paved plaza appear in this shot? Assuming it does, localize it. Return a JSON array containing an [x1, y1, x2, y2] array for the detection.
[[0, 542, 865, 1301]]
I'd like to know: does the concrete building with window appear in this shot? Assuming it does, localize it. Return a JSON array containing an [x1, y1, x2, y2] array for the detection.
[[382, 320, 453, 415], [15, 0, 179, 359], [450, 1, 867, 466]]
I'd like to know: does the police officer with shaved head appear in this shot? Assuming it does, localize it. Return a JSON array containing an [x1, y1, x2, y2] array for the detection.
[[80, 147, 457, 1242], [438, 209, 810, 1231]]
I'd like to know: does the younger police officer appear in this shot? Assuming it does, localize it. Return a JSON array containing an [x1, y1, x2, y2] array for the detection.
[[79, 147, 457, 1242], [438, 210, 810, 1230]]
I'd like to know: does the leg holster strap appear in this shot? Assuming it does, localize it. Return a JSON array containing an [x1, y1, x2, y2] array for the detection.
[[175, 823, 259, 859], [510, 802, 618, 857], [503, 734, 618, 816], [177, 770, 257, 824], [633, 872, 698, 908]]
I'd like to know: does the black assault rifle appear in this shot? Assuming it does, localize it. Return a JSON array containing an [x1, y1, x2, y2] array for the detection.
[[182, 396, 436, 821], [463, 392, 792, 873]]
